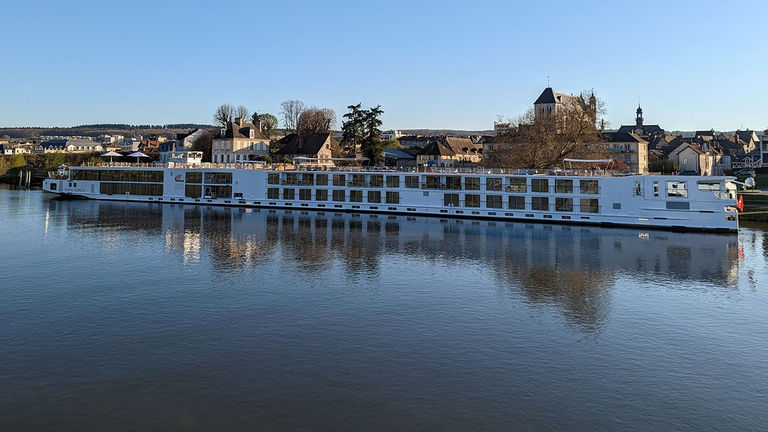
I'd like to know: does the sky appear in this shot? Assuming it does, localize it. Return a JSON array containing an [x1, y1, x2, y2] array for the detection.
[[1, 0, 767, 132]]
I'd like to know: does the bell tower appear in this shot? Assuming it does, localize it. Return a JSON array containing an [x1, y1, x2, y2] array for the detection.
[[636, 105, 644, 127]]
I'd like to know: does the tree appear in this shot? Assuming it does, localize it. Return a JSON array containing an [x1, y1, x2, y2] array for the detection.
[[361, 105, 384, 165], [649, 158, 676, 174], [341, 103, 366, 157], [235, 105, 249, 121], [214, 104, 234, 127], [257, 113, 278, 138], [383, 139, 402, 149], [191, 130, 214, 162], [280, 100, 306, 133], [486, 91, 607, 169], [297, 107, 336, 134]]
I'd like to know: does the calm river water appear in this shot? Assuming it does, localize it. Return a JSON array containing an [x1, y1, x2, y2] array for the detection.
[[1, 188, 767, 431]]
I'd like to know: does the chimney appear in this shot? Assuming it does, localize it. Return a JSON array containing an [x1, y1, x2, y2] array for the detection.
[[257, 119, 263, 132], [235, 117, 243, 126]]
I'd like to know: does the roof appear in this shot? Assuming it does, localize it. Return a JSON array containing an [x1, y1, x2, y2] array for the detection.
[[417, 136, 482, 156], [533, 87, 579, 105], [383, 149, 415, 159], [601, 131, 648, 144], [616, 124, 664, 136], [274, 133, 331, 155], [221, 121, 268, 140]]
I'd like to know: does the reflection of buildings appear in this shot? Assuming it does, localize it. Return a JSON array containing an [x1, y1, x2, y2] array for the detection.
[[47, 199, 740, 330]]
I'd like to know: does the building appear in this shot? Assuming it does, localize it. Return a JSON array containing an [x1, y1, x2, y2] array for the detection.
[[382, 130, 403, 140], [415, 136, 482, 167], [533, 87, 596, 129], [616, 106, 664, 139], [602, 132, 649, 174], [212, 118, 270, 163], [761, 130, 768, 165], [35, 138, 104, 153], [273, 133, 333, 164], [383, 148, 416, 167], [668, 142, 715, 175]]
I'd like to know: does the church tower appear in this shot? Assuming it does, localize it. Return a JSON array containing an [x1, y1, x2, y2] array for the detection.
[[636, 105, 644, 127]]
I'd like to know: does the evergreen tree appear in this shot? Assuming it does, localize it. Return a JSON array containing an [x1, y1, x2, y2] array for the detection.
[[341, 103, 365, 158], [361, 105, 384, 165]]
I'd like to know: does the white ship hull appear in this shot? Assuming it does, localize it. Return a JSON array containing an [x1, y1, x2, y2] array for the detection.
[[43, 166, 740, 232]]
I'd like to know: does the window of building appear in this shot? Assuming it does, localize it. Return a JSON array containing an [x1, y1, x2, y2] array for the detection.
[[486, 177, 502, 191], [350, 190, 363, 202], [299, 189, 312, 200], [386, 191, 399, 204], [444, 193, 459, 206], [315, 189, 328, 200], [464, 194, 480, 207], [531, 179, 549, 193], [532, 196, 549, 210], [508, 195, 525, 209], [580, 198, 599, 213], [405, 176, 419, 188], [283, 188, 295, 200], [486, 195, 502, 208], [555, 197, 573, 211], [386, 175, 400, 188], [368, 191, 381, 203], [333, 190, 345, 201], [555, 179, 573, 193], [465, 177, 480, 190]]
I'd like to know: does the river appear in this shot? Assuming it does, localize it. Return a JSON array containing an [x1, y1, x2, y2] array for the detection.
[[1, 188, 767, 431]]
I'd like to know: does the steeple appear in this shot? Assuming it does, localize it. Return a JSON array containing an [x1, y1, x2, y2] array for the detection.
[[636, 105, 644, 127]]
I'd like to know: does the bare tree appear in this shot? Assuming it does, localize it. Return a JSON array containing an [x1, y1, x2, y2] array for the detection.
[[280, 100, 306, 133], [235, 105, 249, 122], [297, 106, 336, 134], [485, 91, 608, 169], [214, 104, 234, 127]]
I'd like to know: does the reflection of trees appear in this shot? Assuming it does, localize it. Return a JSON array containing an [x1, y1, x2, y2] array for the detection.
[[50, 199, 740, 331]]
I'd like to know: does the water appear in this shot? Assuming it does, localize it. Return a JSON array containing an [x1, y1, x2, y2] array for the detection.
[[1, 188, 767, 431]]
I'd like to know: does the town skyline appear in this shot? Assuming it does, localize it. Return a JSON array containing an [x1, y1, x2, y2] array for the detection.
[[1, 0, 766, 131]]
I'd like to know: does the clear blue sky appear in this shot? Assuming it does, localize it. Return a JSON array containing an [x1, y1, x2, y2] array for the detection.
[[2, 0, 766, 131]]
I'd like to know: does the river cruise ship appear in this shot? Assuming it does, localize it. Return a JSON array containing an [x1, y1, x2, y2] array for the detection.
[[42, 164, 740, 232]]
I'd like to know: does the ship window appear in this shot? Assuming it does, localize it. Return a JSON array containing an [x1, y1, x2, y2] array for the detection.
[[579, 180, 598, 194], [444, 193, 459, 207], [284, 173, 298, 185], [580, 198, 599, 213], [350, 190, 363, 202], [486, 177, 502, 191], [486, 195, 502, 208], [634, 181, 642, 195], [368, 191, 381, 203], [333, 174, 346, 186], [333, 190, 346, 201], [532, 196, 549, 210], [508, 195, 525, 209], [465, 177, 480, 190], [369, 175, 383, 188], [666, 201, 690, 210], [666, 181, 688, 198], [188, 172, 203, 183], [204, 172, 232, 184], [185, 185, 202, 198], [316, 174, 328, 185], [299, 189, 312, 200], [386, 175, 400, 188], [555, 197, 573, 211], [555, 179, 573, 193], [531, 179, 549, 193], [301, 173, 314, 185], [315, 189, 328, 201], [282, 188, 295, 200], [613, 203, 621, 209], [508, 177, 527, 193], [405, 176, 419, 188], [386, 191, 399, 204], [464, 194, 480, 207], [267, 188, 279, 199], [427, 176, 442, 189], [653, 181, 659, 197], [697, 181, 720, 192], [352, 175, 366, 187]]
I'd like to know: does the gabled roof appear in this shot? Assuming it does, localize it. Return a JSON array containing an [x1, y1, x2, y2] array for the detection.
[[383, 149, 415, 160], [534, 87, 557, 104], [417, 136, 482, 156], [221, 121, 268, 140], [601, 131, 648, 144], [274, 133, 331, 155]]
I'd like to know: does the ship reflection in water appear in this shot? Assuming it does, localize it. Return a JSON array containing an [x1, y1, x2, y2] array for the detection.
[[48, 199, 740, 332]]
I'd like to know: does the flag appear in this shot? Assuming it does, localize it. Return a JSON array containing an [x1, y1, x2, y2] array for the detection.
[[737, 195, 744, 212]]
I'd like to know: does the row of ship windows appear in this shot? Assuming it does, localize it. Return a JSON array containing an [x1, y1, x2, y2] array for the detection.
[[264, 188, 600, 213], [268, 173, 600, 194]]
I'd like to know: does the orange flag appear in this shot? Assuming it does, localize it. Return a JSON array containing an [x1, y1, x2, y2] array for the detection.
[[737, 195, 744, 212]]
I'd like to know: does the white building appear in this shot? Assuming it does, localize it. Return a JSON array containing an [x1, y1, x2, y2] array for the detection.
[[382, 130, 403, 140]]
